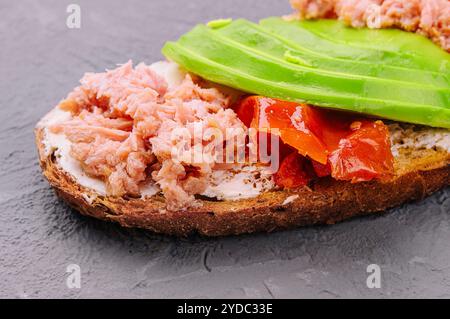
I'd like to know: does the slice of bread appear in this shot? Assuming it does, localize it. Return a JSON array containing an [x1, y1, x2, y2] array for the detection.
[[35, 122, 449, 236]]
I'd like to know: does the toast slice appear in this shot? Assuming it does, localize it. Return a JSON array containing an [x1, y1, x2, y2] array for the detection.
[[35, 122, 449, 236]]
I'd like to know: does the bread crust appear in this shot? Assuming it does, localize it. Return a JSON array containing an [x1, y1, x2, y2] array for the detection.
[[35, 126, 450, 236]]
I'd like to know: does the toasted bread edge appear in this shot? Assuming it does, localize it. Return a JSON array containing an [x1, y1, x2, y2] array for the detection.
[[35, 126, 450, 236]]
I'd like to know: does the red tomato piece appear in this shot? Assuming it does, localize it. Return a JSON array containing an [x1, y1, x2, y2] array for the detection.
[[311, 160, 332, 177], [274, 152, 314, 189], [236, 96, 329, 164], [232, 96, 394, 185], [329, 121, 394, 182], [232, 96, 256, 128]]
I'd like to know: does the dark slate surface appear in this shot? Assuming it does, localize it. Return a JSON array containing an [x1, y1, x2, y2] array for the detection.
[[1, 0, 449, 299]]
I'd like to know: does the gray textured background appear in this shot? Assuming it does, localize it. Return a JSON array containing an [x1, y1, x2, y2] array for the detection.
[[1, 0, 449, 299]]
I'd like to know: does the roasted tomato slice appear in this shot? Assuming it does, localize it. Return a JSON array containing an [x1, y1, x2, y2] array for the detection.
[[235, 97, 294, 163], [235, 96, 329, 164], [329, 120, 394, 182], [233, 96, 255, 128], [233, 96, 394, 185], [274, 152, 315, 188], [311, 160, 332, 178]]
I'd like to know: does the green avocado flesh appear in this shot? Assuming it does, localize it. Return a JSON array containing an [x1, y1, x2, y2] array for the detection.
[[162, 18, 450, 128]]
